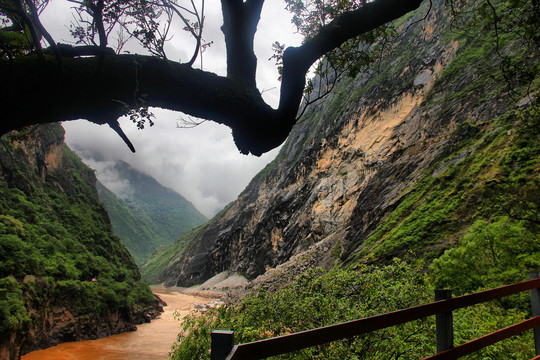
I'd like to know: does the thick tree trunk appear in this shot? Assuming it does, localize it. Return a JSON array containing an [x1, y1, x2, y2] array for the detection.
[[0, 54, 285, 155]]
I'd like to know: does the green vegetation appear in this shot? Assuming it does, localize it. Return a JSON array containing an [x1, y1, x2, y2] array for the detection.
[[96, 181, 168, 264], [0, 277, 30, 340], [431, 217, 540, 308], [0, 125, 155, 339], [171, 260, 533, 359], [172, 260, 432, 359], [2, 1, 538, 358]]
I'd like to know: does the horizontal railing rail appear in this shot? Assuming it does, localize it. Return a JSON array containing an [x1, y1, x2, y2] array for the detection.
[[425, 316, 540, 360], [211, 272, 540, 360]]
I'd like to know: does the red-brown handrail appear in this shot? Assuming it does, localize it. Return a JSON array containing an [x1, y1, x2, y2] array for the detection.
[[424, 316, 540, 360], [211, 276, 540, 360]]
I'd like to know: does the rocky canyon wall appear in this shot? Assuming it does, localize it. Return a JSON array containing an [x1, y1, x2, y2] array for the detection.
[[145, 0, 533, 287]]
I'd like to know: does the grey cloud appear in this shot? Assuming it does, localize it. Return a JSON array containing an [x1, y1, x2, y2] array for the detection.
[[63, 113, 279, 218]]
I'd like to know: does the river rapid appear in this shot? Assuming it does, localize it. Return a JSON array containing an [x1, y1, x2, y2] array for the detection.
[[22, 291, 212, 360]]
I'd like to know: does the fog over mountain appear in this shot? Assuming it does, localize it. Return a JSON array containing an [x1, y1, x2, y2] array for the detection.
[[94, 160, 207, 264], [66, 123, 281, 218]]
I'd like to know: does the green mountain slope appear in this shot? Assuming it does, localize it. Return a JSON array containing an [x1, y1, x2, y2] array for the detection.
[[171, 105, 540, 359], [105, 160, 207, 245], [95, 181, 167, 264], [0, 124, 160, 358]]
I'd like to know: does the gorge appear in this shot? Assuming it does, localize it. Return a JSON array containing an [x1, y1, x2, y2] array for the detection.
[[142, 0, 539, 287], [1, 0, 539, 358], [145, 1, 540, 356]]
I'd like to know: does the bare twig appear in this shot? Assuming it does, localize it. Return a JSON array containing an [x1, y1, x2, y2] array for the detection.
[[176, 114, 207, 128]]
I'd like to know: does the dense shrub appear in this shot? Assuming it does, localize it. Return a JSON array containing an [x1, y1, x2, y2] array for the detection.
[[0, 277, 30, 338], [171, 260, 433, 359], [171, 258, 534, 359], [431, 217, 540, 297]]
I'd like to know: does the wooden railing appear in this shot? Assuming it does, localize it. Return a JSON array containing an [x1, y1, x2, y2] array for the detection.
[[210, 271, 540, 360]]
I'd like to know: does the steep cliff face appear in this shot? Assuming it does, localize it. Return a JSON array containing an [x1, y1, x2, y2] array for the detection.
[[145, 0, 538, 287], [0, 124, 160, 359], [0, 124, 65, 186]]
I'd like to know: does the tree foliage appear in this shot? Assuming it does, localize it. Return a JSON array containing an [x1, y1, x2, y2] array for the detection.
[[171, 260, 435, 359], [431, 217, 540, 296], [0, 276, 30, 339]]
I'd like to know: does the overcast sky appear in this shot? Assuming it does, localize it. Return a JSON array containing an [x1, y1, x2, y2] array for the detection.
[[41, 1, 303, 218]]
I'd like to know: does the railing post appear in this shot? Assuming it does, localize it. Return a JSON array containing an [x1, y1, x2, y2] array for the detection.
[[435, 289, 453, 353], [530, 271, 540, 356], [211, 330, 234, 360]]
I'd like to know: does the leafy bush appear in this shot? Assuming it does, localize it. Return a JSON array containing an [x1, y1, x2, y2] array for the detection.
[[0, 277, 30, 337], [431, 217, 540, 308], [453, 302, 533, 359], [171, 257, 536, 359], [171, 260, 435, 359]]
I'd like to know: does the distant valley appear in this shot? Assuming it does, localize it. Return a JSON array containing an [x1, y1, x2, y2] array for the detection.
[[94, 160, 207, 264]]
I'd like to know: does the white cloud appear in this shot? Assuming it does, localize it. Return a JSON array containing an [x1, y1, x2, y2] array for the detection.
[[83, 158, 135, 200]]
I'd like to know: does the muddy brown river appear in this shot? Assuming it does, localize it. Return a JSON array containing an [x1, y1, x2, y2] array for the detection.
[[22, 291, 211, 360]]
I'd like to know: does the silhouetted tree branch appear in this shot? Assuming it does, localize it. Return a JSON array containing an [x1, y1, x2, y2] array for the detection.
[[0, 0, 423, 155]]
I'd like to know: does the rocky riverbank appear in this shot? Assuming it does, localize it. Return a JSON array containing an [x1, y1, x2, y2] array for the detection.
[[1, 295, 164, 360], [21, 290, 213, 360]]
